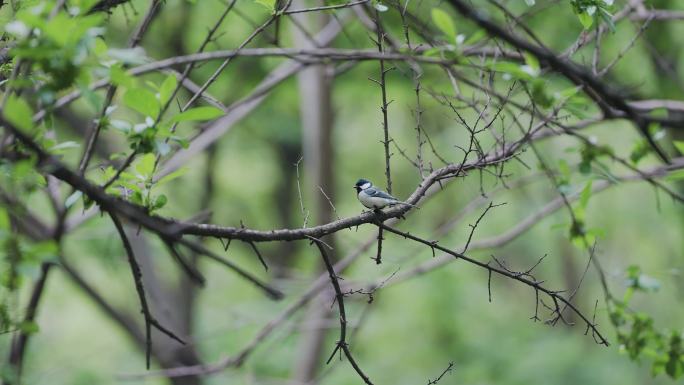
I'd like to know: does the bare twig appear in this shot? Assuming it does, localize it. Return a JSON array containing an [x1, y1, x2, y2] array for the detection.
[[312, 239, 374, 385]]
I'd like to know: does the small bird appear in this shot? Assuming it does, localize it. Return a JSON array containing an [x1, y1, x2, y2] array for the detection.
[[354, 178, 418, 210]]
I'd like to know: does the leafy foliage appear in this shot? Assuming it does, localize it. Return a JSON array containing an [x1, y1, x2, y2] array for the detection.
[[609, 266, 683, 379]]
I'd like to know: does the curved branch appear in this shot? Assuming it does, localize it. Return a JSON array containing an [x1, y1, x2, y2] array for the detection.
[[312, 239, 374, 385], [378, 223, 609, 346]]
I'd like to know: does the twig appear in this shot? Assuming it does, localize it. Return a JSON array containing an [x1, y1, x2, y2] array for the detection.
[[427, 362, 454, 385], [295, 156, 310, 228], [312, 239, 374, 385], [374, 9, 393, 194], [460, 201, 505, 254], [379, 223, 609, 346], [109, 212, 185, 369]]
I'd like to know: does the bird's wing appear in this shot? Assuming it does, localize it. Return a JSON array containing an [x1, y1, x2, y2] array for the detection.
[[365, 187, 398, 201]]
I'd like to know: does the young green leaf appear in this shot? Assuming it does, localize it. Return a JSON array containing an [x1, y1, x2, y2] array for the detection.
[[577, 12, 594, 29], [158, 75, 178, 106], [674, 141, 684, 154], [123, 88, 160, 118], [431, 8, 456, 41], [3, 95, 34, 132], [579, 180, 593, 209], [109, 65, 136, 88], [151, 194, 167, 210], [523, 52, 540, 74], [255, 0, 276, 12], [135, 153, 157, 178], [156, 167, 188, 186]]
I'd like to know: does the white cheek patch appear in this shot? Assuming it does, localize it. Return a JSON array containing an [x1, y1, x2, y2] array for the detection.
[[361, 182, 371, 189]]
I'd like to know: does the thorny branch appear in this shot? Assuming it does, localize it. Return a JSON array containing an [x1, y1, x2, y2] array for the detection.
[[109, 212, 185, 369], [312, 239, 374, 385], [378, 223, 609, 346]]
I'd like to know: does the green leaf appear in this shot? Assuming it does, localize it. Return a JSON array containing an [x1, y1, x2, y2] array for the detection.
[[464, 29, 486, 45], [254, 0, 275, 11], [156, 167, 188, 186], [523, 52, 540, 74], [49, 141, 80, 154], [674, 141, 684, 154], [577, 12, 594, 29], [579, 180, 593, 209], [152, 194, 167, 210], [665, 169, 684, 181], [135, 153, 157, 178], [110, 65, 136, 88], [158, 75, 177, 106], [3, 95, 34, 132], [488, 61, 533, 80], [123, 88, 160, 118], [169, 106, 223, 123], [431, 8, 456, 41], [630, 139, 650, 164], [599, 8, 616, 33]]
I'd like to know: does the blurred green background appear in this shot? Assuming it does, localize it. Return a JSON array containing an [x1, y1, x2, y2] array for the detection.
[[1, 0, 683, 384]]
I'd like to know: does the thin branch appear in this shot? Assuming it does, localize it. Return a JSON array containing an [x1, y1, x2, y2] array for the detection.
[[379, 223, 609, 346], [109, 213, 185, 369], [6, 262, 54, 382], [445, 0, 671, 162], [374, 9, 393, 194], [312, 239, 374, 385]]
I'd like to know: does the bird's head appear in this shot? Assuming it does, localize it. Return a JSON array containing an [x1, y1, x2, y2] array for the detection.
[[354, 178, 372, 193]]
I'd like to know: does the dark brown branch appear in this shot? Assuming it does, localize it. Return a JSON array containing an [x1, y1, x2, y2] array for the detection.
[[374, 227, 384, 264], [374, 9, 393, 195], [312, 239, 373, 385], [6, 262, 53, 383], [109, 213, 185, 369], [177, 239, 283, 300], [162, 240, 206, 286], [378, 224, 609, 346], [427, 362, 454, 385], [0, 115, 519, 244]]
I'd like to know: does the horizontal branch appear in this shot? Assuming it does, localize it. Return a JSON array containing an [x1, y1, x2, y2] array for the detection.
[[2, 110, 524, 244]]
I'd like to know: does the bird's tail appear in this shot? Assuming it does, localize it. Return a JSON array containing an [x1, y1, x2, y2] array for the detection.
[[392, 201, 420, 209]]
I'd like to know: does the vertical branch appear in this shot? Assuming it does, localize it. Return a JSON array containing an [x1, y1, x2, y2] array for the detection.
[[6, 262, 53, 384], [371, 8, 393, 267], [414, 79, 425, 179], [312, 240, 374, 385], [374, 227, 383, 264], [109, 213, 185, 369], [374, 9, 393, 195]]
